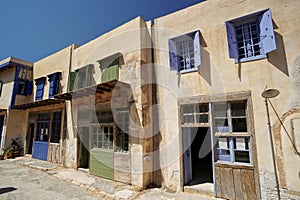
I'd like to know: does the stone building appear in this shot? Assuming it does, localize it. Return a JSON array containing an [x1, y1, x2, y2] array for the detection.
[[0, 57, 33, 156], [1, 0, 299, 199], [152, 0, 300, 199], [54, 17, 154, 187], [13, 45, 76, 165]]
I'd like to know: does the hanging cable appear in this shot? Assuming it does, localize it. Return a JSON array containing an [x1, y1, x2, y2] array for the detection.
[[268, 99, 300, 157]]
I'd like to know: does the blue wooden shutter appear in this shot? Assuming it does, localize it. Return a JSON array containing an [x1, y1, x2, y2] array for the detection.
[[225, 21, 238, 59], [35, 78, 45, 100], [48, 72, 60, 98], [168, 39, 179, 71], [259, 9, 276, 53], [25, 81, 33, 95], [193, 31, 201, 68], [48, 74, 55, 98]]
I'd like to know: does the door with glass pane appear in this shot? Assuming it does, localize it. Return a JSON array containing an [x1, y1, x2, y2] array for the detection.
[[90, 125, 114, 179]]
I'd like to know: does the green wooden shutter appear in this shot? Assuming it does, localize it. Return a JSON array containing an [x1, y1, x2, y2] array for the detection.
[[69, 72, 77, 91], [101, 64, 119, 83]]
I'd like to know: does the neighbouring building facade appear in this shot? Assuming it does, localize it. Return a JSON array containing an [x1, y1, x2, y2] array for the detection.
[[1, 0, 300, 199], [0, 57, 33, 156]]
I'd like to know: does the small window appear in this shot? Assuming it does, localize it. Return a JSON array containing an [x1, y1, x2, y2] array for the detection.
[[217, 137, 250, 163], [92, 126, 113, 150], [75, 65, 92, 89], [18, 81, 26, 95], [169, 31, 201, 73], [115, 108, 129, 152], [35, 77, 46, 100], [226, 9, 276, 62], [181, 103, 209, 125], [51, 112, 62, 143], [214, 102, 247, 133], [0, 80, 3, 97]]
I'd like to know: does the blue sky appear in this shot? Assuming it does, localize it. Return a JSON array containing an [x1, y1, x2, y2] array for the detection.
[[0, 0, 203, 62]]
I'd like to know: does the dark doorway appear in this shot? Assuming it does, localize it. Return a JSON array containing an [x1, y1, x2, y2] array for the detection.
[[183, 127, 213, 186], [0, 115, 4, 146], [79, 127, 89, 168], [26, 124, 34, 154]]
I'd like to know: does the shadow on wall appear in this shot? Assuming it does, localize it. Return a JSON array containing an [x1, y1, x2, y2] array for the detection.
[[0, 187, 17, 195], [198, 47, 212, 86], [268, 31, 289, 76]]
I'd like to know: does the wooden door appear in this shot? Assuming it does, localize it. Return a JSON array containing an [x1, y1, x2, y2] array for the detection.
[[182, 128, 192, 184], [90, 125, 113, 180], [32, 121, 50, 161]]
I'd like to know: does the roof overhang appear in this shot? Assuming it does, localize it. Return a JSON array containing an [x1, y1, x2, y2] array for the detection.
[[0, 57, 33, 71], [54, 80, 130, 100], [12, 99, 65, 109]]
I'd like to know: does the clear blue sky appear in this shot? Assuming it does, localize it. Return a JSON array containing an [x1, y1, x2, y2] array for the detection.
[[0, 0, 204, 62]]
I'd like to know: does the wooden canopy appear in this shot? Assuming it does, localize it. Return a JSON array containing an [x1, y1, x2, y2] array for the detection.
[[54, 80, 129, 100]]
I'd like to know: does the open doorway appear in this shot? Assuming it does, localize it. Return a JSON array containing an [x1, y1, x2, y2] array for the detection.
[[26, 124, 34, 154], [183, 127, 213, 186], [78, 127, 89, 169]]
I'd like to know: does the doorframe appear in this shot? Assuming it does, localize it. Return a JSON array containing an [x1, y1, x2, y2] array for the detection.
[[179, 102, 215, 191], [178, 91, 261, 198]]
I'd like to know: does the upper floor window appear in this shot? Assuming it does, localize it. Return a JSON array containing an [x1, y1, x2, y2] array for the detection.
[[35, 77, 46, 101], [78, 65, 92, 89], [0, 80, 3, 97], [168, 31, 201, 73], [48, 72, 61, 98], [17, 67, 33, 96], [226, 9, 276, 62], [98, 53, 121, 83]]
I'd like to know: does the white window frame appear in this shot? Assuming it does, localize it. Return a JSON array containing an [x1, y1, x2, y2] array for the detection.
[[214, 101, 252, 164]]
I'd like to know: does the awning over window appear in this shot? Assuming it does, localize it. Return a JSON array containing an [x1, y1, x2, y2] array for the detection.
[[12, 99, 65, 109], [54, 80, 130, 100]]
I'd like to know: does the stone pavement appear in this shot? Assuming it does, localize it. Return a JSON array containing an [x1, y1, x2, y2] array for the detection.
[[2, 156, 222, 200]]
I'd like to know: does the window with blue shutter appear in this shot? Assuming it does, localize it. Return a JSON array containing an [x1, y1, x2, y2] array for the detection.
[[225, 9, 276, 62], [168, 30, 201, 73], [48, 72, 61, 98], [35, 77, 46, 101]]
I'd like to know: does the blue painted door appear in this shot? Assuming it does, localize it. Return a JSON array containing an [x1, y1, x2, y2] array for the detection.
[[0, 115, 4, 146], [32, 119, 50, 161], [32, 141, 48, 160]]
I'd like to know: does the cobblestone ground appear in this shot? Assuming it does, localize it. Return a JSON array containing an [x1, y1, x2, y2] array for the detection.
[[0, 159, 219, 200]]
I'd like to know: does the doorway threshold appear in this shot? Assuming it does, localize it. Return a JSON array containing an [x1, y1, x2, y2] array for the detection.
[[78, 168, 89, 173], [184, 182, 214, 197]]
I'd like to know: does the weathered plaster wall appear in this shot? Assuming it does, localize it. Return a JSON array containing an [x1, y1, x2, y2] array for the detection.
[[153, 0, 300, 197], [34, 45, 75, 100], [5, 110, 28, 152], [70, 17, 153, 187], [0, 68, 15, 109]]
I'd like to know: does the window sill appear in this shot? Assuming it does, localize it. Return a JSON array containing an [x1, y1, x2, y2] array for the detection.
[[215, 161, 253, 169], [177, 68, 198, 74], [235, 54, 267, 63]]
